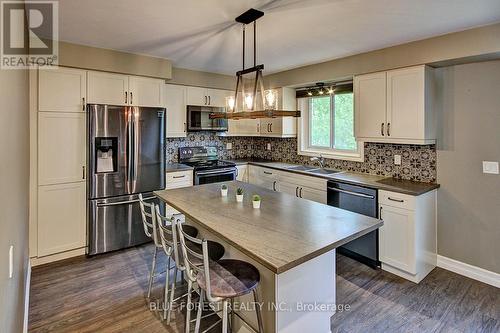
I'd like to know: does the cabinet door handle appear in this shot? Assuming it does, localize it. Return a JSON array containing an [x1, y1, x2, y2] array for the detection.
[[125, 92, 128, 104], [82, 165, 85, 179], [272, 180, 276, 191], [295, 187, 298, 197], [379, 206, 383, 220], [299, 187, 303, 198], [381, 123, 385, 136], [172, 175, 186, 179], [388, 197, 404, 203], [204, 96, 207, 105], [208, 95, 211, 105], [387, 122, 391, 136], [270, 123, 273, 132], [82, 97, 85, 111], [257, 123, 260, 133], [130, 92, 133, 105], [263, 171, 272, 175], [184, 122, 187, 133]]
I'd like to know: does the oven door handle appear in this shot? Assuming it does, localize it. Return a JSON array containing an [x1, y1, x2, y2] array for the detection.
[[195, 168, 236, 176], [327, 187, 375, 199]]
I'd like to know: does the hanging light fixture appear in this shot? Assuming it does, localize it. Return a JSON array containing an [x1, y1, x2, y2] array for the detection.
[[210, 8, 300, 120]]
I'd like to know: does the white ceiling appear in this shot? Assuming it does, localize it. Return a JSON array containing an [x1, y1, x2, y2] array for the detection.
[[57, 0, 500, 75]]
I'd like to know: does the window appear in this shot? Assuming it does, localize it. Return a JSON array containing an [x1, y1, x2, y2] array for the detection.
[[298, 89, 363, 162]]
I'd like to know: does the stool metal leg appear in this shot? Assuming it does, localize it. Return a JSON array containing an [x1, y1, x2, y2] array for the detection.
[[222, 300, 229, 333], [253, 290, 264, 333], [194, 290, 204, 333], [147, 247, 158, 299], [185, 280, 193, 333], [162, 256, 171, 321], [230, 298, 235, 333], [166, 266, 178, 324]]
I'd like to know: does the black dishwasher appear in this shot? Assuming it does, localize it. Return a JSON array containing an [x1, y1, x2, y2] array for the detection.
[[327, 180, 380, 268]]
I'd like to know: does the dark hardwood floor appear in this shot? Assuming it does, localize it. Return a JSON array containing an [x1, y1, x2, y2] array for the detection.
[[29, 244, 499, 333]]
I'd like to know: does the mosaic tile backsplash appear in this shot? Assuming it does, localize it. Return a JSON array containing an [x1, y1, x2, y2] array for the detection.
[[166, 133, 437, 183]]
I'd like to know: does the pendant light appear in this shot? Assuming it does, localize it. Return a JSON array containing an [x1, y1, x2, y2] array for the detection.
[[210, 8, 300, 120]]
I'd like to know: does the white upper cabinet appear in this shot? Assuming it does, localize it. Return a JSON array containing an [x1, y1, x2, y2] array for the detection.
[[129, 76, 164, 107], [88, 71, 165, 107], [164, 84, 187, 137], [260, 117, 296, 137], [354, 71, 387, 139], [87, 71, 129, 105], [354, 65, 435, 145], [186, 86, 208, 106], [186, 86, 231, 107], [38, 67, 87, 112]]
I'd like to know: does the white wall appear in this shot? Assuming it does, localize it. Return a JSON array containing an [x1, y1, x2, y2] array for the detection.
[[0, 67, 30, 332]]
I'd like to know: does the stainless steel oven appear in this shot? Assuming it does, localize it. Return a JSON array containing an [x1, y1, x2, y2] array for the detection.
[[194, 167, 237, 185], [187, 105, 228, 131]]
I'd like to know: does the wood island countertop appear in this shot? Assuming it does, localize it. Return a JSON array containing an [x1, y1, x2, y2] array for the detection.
[[154, 181, 382, 274]]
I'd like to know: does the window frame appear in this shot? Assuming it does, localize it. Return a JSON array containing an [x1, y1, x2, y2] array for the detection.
[[298, 93, 364, 162]]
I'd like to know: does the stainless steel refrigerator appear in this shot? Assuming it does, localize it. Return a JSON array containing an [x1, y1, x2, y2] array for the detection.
[[87, 104, 165, 255]]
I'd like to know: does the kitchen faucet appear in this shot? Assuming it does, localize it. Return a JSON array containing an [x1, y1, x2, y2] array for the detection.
[[310, 154, 325, 169]]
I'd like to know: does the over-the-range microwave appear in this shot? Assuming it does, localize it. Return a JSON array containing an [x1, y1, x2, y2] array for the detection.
[[187, 105, 228, 132]]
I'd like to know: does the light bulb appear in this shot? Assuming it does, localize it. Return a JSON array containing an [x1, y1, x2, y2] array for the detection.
[[328, 87, 334, 94], [264, 90, 277, 110], [245, 93, 254, 110], [226, 96, 235, 111], [307, 90, 313, 96], [318, 89, 324, 95]]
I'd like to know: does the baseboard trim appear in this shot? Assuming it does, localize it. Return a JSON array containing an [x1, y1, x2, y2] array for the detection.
[[30, 247, 86, 267], [437, 255, 499, 288], [23, 261, 31, 333]]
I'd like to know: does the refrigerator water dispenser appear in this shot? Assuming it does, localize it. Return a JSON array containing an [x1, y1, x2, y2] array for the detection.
[[95, 137, 117, 173]]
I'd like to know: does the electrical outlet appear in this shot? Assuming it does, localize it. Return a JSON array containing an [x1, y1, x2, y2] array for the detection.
[[266, 143, 271, 151], [394, 155, 402, 165], [226, 142, 232, 150], [482, 161, 499, 174], [9, 245, 13, 279]]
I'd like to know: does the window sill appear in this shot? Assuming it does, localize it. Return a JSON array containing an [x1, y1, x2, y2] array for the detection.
[[298, 146, 364, 162]]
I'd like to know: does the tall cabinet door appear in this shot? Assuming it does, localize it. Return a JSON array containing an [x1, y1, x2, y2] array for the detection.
[[386, 66, 425, 140], [164, 84, 187, 137], [87, 71, 129, 105], [129, 76, 164, 107], [354, 71, 387, 139], [38, 112, 86, 185], [38, 67, 86, 112], [38, 182, 86, 256]]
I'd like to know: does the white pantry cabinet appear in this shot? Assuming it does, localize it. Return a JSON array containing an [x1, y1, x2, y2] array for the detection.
[[87, 71, 164, 107], [37, 182, 86, 256], [378, 189, 437, 283], [38, 67, 87, 112], [38, 112, 86, 185], [164, 84, 187, 137], [186, 86, 231, 107], [354, 65, 435, 145]]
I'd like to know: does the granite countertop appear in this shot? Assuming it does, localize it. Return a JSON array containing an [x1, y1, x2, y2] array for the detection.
[[223, 159, 439, 196], [166, 163, 193, 173], [155, 181, 382, 274]]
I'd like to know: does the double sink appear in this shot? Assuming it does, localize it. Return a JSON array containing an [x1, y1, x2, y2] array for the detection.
[[284, 165, 340, 175]]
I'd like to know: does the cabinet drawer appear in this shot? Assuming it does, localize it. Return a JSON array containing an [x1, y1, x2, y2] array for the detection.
[[249, 166, 281, 180], [166, 171, 193, 189], [379, 190, 415, 210], [280, 172, 327, 191]]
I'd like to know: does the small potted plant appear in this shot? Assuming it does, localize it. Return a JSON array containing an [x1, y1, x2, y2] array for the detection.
[[252, 194, 261, 209], [236, 187, 244, 202], [221, 184, 228, 197]]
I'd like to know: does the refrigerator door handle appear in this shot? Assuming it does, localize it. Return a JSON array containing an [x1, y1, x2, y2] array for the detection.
[[133, 107, 140, 182], [126, 107, 133, 191]]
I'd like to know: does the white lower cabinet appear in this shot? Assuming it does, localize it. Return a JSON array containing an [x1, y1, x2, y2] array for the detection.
[[378, 189, 437, 283], [37, 182, 86, 257]]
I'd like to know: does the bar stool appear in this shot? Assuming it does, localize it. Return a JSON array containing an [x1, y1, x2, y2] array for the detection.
[[177, 222, 264, 333], [138, 193, 162, 299], [155, 206, 225, 324]]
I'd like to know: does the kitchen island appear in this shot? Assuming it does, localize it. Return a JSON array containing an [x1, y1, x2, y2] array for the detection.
[[155, 181, 382, 333]]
